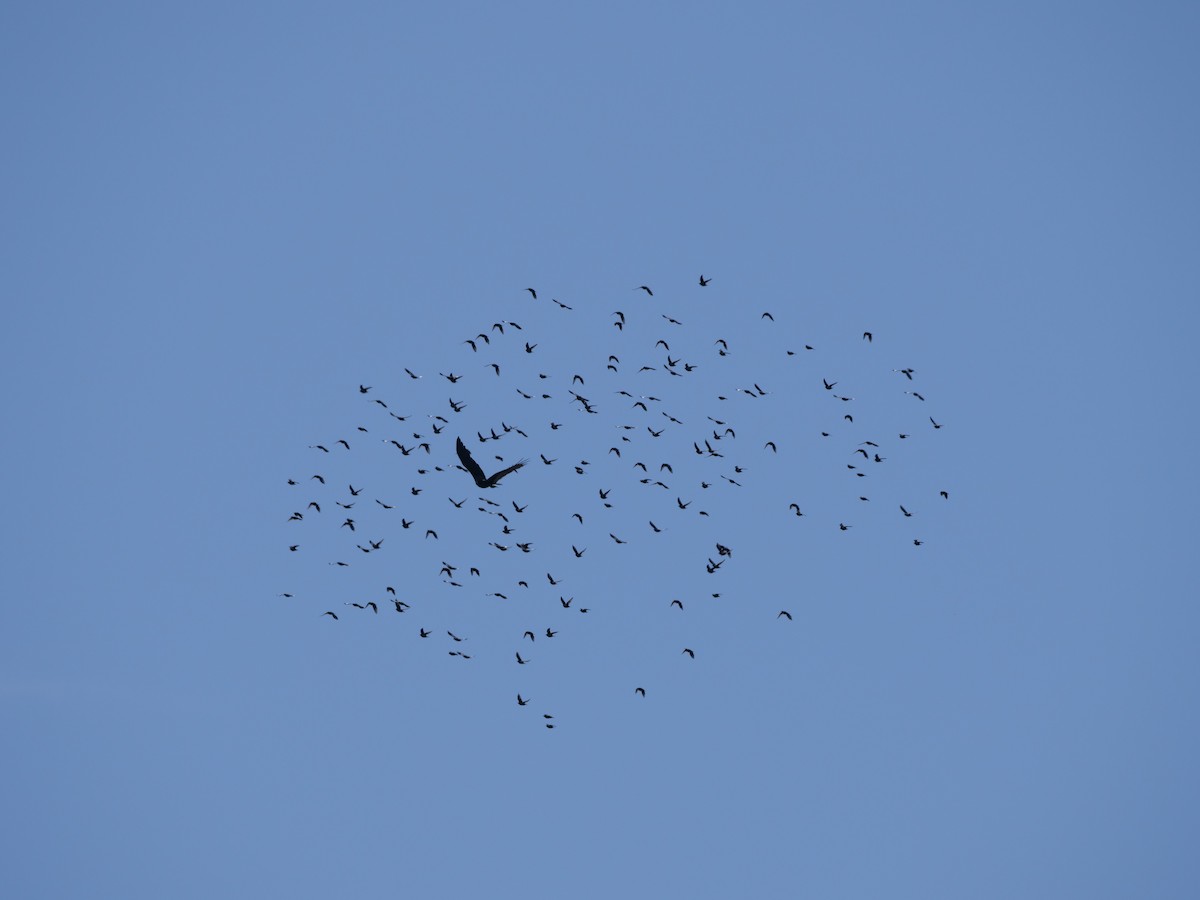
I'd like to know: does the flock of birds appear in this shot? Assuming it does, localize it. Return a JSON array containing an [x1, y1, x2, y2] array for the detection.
[[279, 277, 950, 729]]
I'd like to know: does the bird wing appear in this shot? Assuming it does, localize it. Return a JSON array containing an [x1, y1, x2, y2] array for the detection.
[[486, 458, 527, 487], [456, 437, 489, 487]]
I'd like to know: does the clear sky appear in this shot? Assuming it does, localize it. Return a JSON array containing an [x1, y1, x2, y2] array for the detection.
[[3, 3, 1198, 898]]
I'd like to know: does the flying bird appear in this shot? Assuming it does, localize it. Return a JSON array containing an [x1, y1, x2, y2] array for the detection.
[[456, 437, 527, 488], [699, 275, 711, 286], [638, 285, 654, 296]]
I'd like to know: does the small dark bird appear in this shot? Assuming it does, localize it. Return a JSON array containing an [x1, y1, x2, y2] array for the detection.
[[545, 628, 557, 638], [419, 629, 430, 637], [699, 275, 711, 286], [913, 539, 924, 546], [425, 529, 438, 539], [515, 652, 529, 665], [940, 490, 949, 499], [523, 631, 535, 642], [560, 596, 572, 608], [778, 610, 793, 620], [764, 441, 777, 452], [572, 546, 586, 558], [681, 648, 695, 658], [761, 312, 774, 321], [839, 523, 851, 531], [321, 611, 338, 620], [404, 368, 421, 379], [930, 417, 942, 429], [547, 573, 560, 585], [670, 599, 683, 609], [823, 379, 836, 390], [788, 503, 803, 516], [525, 288, 537, 299], [610, 533, 626, 544], [863, 332, 872, 342], [638, 285, 654, 296], [518, 694, 530, 705], [649, 521, 662, 532], [900, 505, 912, 517], [635, 687, 646, 696]]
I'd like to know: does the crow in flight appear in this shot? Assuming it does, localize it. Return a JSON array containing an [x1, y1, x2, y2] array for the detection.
[[456, 437, 527, 488]]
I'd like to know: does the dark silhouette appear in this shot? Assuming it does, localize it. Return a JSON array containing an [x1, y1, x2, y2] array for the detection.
[[456, 437, 527, 488]]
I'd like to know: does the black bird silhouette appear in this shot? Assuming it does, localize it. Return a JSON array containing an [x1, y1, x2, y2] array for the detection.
[[823, 378, 836, 390], [456, 437, 527, 488], [778, 610, 793, 620], [863, 332, 873, 342], [525, 288, 537, 299], [699, 275, 711, 286], [518, 694, 530, 705], [321, 611, 338, 620], [635, 687, 646, 696], [638, 285, 654, 296], [515, 652, 529, 665], [681, 648, 695, 658], [900, 505, 912, 517]]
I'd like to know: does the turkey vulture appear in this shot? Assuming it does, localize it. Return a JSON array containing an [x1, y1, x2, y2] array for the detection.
[[455, 437, 527, 488]]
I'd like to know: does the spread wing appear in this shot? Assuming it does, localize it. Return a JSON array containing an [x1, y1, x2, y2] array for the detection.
[[486, 457, 527, 487], [456, 437, 489, 487]]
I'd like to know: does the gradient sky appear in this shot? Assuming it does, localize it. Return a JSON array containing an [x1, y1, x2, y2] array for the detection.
[[3, 3, 1198, 898]]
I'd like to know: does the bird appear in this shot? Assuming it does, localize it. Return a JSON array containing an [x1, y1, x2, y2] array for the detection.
[[525, 288, 537, 299], [900, 505, 912, 517], [863, 332, 872, 342], [681, 648, 695, 658], [930, 417, 942, 429], [778, 610, 793, 620], [638, 285, 654, 296], [635, 687, 646, 696], [456, 437, 527, 488], [670, 599, 683, 609], [940, 490, 949, 499], [321, 611, 338, 620], [517, 694, 530, 706], [788, 503, 803, 516], [823, 378, 836, 390], [515, 652, 529, 665], [699, 275, 711, 286]]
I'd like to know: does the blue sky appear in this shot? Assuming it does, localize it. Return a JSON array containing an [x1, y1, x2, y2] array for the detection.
[[3, 3, 1198, 898]]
